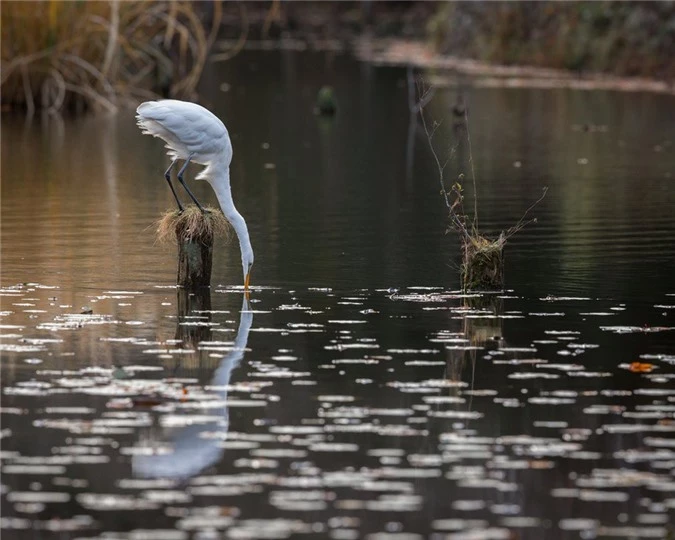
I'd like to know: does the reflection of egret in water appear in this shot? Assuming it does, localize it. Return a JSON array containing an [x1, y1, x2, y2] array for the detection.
[[133, 296, 253, 479]]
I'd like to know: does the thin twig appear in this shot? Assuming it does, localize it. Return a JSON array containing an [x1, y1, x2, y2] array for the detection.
[[417, 78, 468, 240], [417, 86, 436, 111], [463, 109, 478, 231], [504, 186, 549, 238], [429, 118, 444, 141], [418, 84, 451, 212]]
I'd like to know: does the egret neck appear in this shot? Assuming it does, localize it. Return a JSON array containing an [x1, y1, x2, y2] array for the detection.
[[206, 166, 253, 289]]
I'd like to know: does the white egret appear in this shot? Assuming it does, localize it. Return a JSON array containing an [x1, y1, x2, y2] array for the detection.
[[136, 99, 253, 289]]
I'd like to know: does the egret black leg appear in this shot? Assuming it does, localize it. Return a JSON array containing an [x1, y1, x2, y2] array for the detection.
[[177, 154, 208, 213], [164, 159, 184, 212]]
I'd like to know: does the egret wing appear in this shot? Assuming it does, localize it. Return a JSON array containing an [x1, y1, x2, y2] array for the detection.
[[136, 100, 228, 156]]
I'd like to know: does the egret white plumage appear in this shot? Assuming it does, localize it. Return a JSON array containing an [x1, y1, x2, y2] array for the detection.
[[136, 99, 253, 289]]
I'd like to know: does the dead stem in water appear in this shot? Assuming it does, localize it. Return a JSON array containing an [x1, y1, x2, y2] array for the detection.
[[156, 205, 231, 246], [416, 77, 547, 290], [461, 234, 505, 290]]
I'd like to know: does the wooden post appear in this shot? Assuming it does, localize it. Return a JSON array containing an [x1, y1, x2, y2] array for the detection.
[[156, 205, 231, 292], [177, 236, 213, 289]]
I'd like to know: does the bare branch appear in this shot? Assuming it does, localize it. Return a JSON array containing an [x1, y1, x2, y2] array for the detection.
[[417, 77, 472, 238], [415, 85, 436, 112], [418, 88, 451, 211], [463, 109, 479, 229], [504, 187, 549, 238], [429, 118, 443, 141]]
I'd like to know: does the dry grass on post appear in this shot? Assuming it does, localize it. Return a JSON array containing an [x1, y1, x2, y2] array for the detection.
[[417, 79, 547, 291], [156, 205, 231, 290], [461, 233, 506, 291]]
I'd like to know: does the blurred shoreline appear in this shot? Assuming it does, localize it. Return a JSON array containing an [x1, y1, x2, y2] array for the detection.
[[215, 1, 675, 95], [214, 35, 675, 95]]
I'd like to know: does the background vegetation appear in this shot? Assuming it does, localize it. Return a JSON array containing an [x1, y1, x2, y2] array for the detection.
[[428, 1, 675, 78], [1, 1, 220, 113], [3, 1, 673, 115]]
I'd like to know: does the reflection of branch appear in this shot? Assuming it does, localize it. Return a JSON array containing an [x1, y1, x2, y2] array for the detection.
[[211, 3, 249, 63]]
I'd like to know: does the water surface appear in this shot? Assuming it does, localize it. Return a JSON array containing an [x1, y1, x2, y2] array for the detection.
[[2, 51, 674, 539]]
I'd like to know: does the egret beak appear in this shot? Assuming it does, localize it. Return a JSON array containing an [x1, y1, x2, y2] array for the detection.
[[244, 271, 251, 291]]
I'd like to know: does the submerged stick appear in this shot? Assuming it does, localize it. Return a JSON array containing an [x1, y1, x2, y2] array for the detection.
[[156, 205, 231, 290]]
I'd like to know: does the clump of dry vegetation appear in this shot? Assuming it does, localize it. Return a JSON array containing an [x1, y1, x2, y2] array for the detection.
[[1, 1, 225, 113], [417, 80, 546, 290], [156, 205, 231, 246], [461, 233, 506, 291]]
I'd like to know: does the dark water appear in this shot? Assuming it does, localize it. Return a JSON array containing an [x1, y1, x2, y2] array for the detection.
[[2, 51, 674, 539]]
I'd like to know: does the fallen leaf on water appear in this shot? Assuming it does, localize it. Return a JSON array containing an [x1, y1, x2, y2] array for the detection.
[[131, 397, 165, 408], [628, 362, 655, 373]]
